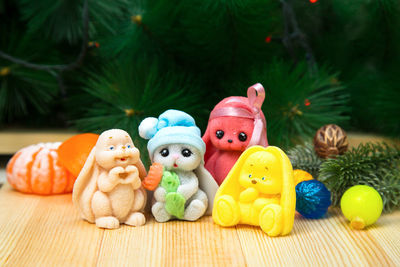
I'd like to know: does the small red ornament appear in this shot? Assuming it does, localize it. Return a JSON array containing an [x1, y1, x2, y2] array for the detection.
[[310, 0, 318, 3], [304, 99, 311, 107], [265, 36, 272, 43], [88, 41, 100, 48]]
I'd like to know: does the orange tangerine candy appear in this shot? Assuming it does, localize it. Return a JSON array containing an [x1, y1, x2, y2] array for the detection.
[[7, 142, 75, 195], [293, 169, 314, 186], [57, 133, 99, 178]]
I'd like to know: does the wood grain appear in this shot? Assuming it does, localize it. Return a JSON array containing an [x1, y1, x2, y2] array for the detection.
[[0, 183, 399, 266], [97, 216, 246, 267], [0, 184, 104, 267]]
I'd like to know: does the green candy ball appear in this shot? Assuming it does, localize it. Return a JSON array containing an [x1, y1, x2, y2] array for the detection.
[[340, 185, 383, 229]]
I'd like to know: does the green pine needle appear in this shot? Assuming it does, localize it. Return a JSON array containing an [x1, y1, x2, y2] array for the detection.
[[319, 142, 400, 213], [17, 0, 129, 44], [287, 142, 323, 178], [72, 58, 208, 166], [223, 59, 350, 148], [0, 24, 59, 123]]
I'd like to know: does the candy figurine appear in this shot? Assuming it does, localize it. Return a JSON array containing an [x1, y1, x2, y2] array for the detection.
[[340, 185, 383, 230], [72, 129, 147, 229], [213, 146, 295, 236], [203, 83, 268, 185], [139, 110, 218, 222]]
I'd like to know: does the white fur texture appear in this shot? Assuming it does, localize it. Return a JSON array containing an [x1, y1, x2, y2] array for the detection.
[[153, 144, 201, 171], [151, 144, 207, 222], [72, 129, 147, 229]]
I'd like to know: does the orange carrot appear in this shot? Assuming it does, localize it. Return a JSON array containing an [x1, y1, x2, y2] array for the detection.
[[142, 162, 163, 191]]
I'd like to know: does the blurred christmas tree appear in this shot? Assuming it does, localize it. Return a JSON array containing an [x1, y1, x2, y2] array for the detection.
[[0, 0, 399, 149]]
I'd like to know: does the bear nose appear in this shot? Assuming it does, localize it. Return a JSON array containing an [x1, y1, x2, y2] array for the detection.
[[228, 139, 233, 143], [252, 179, 257, 184], [122, 146, 126, 149]]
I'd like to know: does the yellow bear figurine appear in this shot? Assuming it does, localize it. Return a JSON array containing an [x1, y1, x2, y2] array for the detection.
[[212, 146, 295, 236]]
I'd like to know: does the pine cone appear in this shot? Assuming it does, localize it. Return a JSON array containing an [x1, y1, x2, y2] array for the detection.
[[313, 124, 348, 158]]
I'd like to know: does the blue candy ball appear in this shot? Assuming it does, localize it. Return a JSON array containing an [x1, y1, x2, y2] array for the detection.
[[295, 180, 331, 219]]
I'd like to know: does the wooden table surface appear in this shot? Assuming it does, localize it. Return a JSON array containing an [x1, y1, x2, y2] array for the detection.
[[0, 183, 399, 266]]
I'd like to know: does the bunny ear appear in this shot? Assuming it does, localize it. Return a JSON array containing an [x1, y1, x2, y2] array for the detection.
[[195, 163, 219, 215], [72, 147, 98, 223], [135, 158, 147, 180], [265, 146, 295, 235], [202, 124, 216, 163], [133, 158, 148, 211]]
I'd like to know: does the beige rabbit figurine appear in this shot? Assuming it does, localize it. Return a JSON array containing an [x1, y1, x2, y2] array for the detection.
[[73, 129, 147, 229]]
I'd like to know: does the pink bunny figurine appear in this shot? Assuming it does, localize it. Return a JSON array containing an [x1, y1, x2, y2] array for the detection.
[[202, 83, 268, 185]]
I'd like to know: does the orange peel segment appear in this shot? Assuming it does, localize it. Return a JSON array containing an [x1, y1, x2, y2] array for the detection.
[[57, 133, 99, 178]]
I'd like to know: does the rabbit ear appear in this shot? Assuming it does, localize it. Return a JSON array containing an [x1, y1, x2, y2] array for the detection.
[[202, 124, 216, 163], [195, 163, 219, 215], [72, 147, 98, 223], [133, 158, 148, 211], [135, 158, 147, 180], [265, 146, 295, 235]]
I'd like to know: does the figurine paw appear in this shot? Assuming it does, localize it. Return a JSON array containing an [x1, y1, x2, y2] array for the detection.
[[125, 212, 146, 226], [154, 187, 167, 202], [122, 166, 140, 187], [110, 166, 125, 176], [183, 199, 207, 221], [259, 204, 283, 236], [213, 195, 240, 227], [152, 202, 171, 222], [95, 216, 120, 229]]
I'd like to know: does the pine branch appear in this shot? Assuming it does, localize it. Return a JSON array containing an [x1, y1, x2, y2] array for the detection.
[[319, 142, 400, 213], [70, 59, 209, 166], [287, 142, 323, 178], [0, 51, 66, 71], [0, 0, 89, 95], [224, 59, 349, 148], [280, 0, 316, 73], [0, 22, 60, 122]]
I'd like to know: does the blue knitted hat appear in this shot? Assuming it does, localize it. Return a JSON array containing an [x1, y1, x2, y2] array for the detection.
[[138, 109, 205, 159]]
